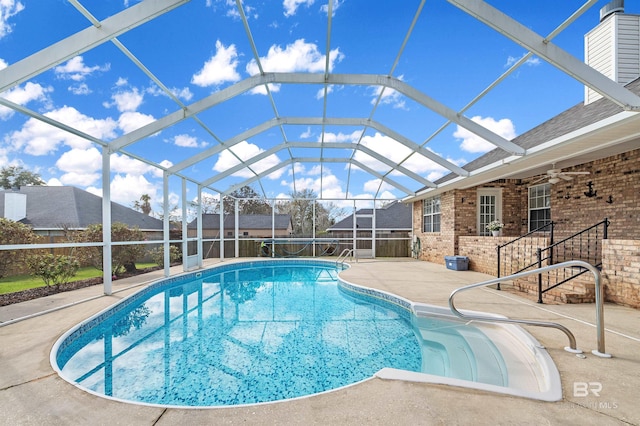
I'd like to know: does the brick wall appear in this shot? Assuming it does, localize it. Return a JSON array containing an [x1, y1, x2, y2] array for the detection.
[[542, 149, 640, 240], [602, 239, 640, 308], [411, 147, 640, 307], [459, 235, 550, 275]]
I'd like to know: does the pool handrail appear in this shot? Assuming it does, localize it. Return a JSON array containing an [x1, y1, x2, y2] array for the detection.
[[336, 248, 354, 265], [449, 260, 611, 358]]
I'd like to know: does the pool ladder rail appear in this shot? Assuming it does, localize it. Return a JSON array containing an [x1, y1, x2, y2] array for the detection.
[[449, 260, 611, 358], [336, 248, 354, 265]]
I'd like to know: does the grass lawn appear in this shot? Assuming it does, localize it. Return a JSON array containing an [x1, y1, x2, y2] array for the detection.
[[0, 263, 157, 295]]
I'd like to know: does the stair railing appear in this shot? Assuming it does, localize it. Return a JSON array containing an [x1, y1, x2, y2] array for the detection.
[[535, 218, 609, 303], [449, 260, 611, 358], [496, 221, 554, 290]]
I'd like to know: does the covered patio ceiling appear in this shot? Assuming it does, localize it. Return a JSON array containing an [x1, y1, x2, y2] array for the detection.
[[1, 0, 640, 203]]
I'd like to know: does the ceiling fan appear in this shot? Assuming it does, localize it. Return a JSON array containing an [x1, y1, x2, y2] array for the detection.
[[531, 167, 590, 184]]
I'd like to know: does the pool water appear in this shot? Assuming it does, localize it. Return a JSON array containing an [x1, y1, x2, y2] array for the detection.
[[55, 261, 424, 407]]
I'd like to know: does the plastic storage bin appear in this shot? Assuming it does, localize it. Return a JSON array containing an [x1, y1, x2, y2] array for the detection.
[[445, 255, 469, 271]]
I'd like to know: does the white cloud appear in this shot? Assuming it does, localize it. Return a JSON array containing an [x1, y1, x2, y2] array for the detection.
[[147, 84, 193, 102], [246, 39, 344, 95], [283, 0, 314, 17], [454, 116, 516, 154], [191, 40, 241, 87], [322, 130, 362, 143], [56, 147, 101, 173], [0, 82, 53, 120], [55, 147, 102, 186], [54, 56, 109, 81], [47, 178, 63, 186], [172, 134, 207, 148], [69, 83, 91, 95], [352, 132, 454, 179], [363, 179, 393, 193], [505, 54, 541, 68], [315, 85, 334, 99], [0, 58, 6, 70], [111, 88, 143, 112], [87, 174, 159, 206], [213, 141, 284, 179], [8, 106, 118, 155], [320, 0, 343, 16], [300, 126, 313, 139], [371, 75, 406, 109], [0, 0, 25, 39], [117, 111, 155, 133], [247, 39, 343, 74]]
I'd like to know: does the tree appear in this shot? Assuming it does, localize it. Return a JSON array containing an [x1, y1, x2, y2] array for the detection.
[[202, 186, 271, 215], [275, 189, 318, 235], [0, 166, 45, 189], [76, 223, 146, 276], [275, 190, 344, 235], [132, 194, 152, 215], [0, 218, 39, 278]]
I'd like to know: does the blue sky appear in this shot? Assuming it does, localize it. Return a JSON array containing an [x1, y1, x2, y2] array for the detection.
[[1, 0, 636, 214]]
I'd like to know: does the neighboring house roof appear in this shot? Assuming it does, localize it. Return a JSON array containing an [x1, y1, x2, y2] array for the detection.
[[327, 201, 411, 231], [0, 186, 163, 230], [188, 214, 292, 230], [411, 77, 640, 197]]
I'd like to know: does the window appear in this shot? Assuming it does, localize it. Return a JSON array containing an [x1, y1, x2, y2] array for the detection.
[[477, 188, 502, 236], [529, 184, 551, 231], [422, 197, 441, 232]]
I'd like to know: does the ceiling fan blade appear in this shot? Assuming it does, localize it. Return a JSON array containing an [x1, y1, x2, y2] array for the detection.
[[563, 171, 590, 175], [530, 175, 548, 185], [558, 174, 574, 181]]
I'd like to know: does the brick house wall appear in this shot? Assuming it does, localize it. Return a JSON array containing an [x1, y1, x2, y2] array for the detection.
[[602, 239, 640, 308], [412, 148, 640, 307]]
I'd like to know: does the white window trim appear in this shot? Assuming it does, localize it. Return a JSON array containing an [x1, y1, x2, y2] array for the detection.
[[477, 188, 502, 236], [528, 183, 551, 232], [422, 196, 441, 233]]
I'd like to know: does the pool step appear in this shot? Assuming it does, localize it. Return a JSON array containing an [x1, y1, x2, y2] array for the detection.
[[415, 318, 507, 386]]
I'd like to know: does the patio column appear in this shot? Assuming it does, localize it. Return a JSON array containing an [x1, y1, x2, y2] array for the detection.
[[101, 146, 112, 295], [234, 198, 239, 258], [181, 178, 188, 272], [219, 191, 225, 261], [163, 172, 170, 277], [197, 186, 203, 268]]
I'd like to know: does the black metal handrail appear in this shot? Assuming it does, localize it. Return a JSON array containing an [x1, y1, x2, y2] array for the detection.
[[535, 218, 609, 303], [496, 222, 554, 289]]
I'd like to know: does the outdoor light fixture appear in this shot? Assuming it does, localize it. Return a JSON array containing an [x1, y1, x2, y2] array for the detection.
[[548, 177, 561, 184]]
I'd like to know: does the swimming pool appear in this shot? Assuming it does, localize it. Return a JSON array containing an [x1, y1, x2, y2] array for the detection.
[[52, 259, 562, 406]]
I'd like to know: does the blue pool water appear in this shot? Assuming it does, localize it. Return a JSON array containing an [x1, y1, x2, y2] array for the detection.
[[54, 260, 425, 407]]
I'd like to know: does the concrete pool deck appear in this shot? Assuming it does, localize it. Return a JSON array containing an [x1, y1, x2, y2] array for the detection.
[[1, 258, 638, 425]]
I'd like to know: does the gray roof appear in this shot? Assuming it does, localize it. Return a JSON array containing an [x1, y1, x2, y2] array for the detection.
[[0, 186, 163, 230], [188, 214, 292, 230], [327, 201, 411, 231], [429, 77, 640, 188]]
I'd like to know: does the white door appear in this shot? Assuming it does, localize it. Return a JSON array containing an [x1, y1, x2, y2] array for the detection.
[[477, 189, 502, 236]]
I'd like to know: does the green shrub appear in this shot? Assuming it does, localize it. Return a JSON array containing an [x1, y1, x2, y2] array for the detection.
[[150, 245, 182, 267], [0, 218, 39, 278], [26, 254, 80, 287]]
